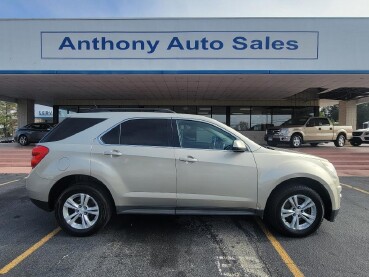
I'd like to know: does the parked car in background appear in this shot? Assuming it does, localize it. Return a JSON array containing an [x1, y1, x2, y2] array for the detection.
[[26, 111, 341, 237], [350, 128, 369, 146], [14, 123, 55, 146], [264, 117, 352, 148]]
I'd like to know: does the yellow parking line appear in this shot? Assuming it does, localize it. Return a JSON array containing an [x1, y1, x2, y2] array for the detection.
[[0, 227, 61, 275], [341, 183, 369, 195], [256, 219, 304, 277], [0, 179, 21, 187]]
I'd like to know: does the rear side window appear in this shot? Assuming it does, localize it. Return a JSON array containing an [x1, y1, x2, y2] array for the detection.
[[101, 125, 120, 145], [40, 118, 106, 142], [120, 119, 171, 147]]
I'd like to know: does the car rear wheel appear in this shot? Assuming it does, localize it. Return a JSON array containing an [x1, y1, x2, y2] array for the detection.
[[18, 135, 29, 146], [334, 134, 346, 147], [55, 184, 112, 237], [265, 184, 324, 237]]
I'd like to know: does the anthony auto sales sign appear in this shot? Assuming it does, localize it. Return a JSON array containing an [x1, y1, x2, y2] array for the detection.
[[41, 31, 318, 60]]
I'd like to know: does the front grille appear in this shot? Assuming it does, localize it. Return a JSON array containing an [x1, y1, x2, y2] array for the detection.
[[353, 132, 363, 136], [267, 129, 280, 135]]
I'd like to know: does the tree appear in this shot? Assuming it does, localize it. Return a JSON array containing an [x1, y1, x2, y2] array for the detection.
[[0, 101, 17, 138], [320, 105, 339, 122]]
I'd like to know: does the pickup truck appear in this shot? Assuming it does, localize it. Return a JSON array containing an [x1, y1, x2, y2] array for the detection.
[[264, 117, 352, 148]]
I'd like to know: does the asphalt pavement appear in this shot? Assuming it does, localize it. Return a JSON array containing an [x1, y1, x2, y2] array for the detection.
[[0, 174, 368, 277]]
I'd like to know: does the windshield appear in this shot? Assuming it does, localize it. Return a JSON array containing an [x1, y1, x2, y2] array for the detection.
[[281, 118, 309, 126]]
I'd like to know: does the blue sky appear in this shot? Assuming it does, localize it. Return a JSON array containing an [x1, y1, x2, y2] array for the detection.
[[0, 0, 368, 18]]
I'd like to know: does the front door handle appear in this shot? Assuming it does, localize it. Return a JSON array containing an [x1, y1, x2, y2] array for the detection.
[[104, 150, 123, 157], [179, 156, 198, 163]]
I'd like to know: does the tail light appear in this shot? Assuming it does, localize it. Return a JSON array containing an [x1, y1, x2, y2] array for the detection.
[[31, 146, 49, 168]]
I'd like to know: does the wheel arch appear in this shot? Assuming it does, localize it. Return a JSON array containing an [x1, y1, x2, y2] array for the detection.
[[336, 132, 347, 139], [264, 177, 333, 221], [291, 132, 304, 142], [48, 174, 116, 213]]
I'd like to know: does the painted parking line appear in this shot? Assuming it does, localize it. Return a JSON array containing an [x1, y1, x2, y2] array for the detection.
[[256, 219, 304, 277], [341, 183, 369, 195], [0, 179, 21, 187], [0, 227, 61, 275]]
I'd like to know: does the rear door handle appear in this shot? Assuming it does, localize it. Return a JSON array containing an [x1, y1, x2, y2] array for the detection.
[[179, 156, 198, 163], [104, 150, 123, 157]]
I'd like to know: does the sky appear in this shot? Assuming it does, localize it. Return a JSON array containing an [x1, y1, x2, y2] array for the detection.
[[0, 0, 369, 18]]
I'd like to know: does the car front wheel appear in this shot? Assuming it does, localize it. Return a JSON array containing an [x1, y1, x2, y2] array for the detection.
[[290, 134, 302, 148], [55, 184, 112, 237], [265, 184, 324, 237], [350, 141, 361, 147]]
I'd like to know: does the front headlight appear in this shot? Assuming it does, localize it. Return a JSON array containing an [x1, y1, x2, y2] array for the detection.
[[279, 128, 289, 136], [321, 160, 338, 177]]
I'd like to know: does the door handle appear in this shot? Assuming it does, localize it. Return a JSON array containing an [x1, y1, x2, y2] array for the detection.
[[104, 150, 123, 157], [179, 156, 198, 163]]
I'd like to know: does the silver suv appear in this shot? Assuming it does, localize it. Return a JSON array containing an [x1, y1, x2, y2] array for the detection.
[[26, 111, 341, 237]]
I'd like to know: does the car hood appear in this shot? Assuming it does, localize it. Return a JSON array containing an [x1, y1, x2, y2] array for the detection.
[[255, 146, 329, 162], [354, 128, 369, 132]]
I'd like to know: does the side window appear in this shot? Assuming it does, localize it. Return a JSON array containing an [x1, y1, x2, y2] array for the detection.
[[101, 125, 120, 145], [41, 118, 106, 142], [120, 119, 171, 147], [176, 120, 235, 150], [319, 118, 330, 126], [306, 119, 316, 127]]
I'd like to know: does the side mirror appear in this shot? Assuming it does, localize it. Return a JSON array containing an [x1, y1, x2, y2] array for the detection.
[[232, 140, 247, 152]]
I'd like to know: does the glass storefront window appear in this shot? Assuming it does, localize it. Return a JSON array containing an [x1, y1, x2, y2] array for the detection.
[[230, 107, 250, 131], [211, 106, 227, 124], [59, 106, 78, 122], [250, 107, 272, 131], [294, 107, 315, 118], [272, 108, 293, 126], [173, 106, 197, 114], [197, 107, 211, 118]]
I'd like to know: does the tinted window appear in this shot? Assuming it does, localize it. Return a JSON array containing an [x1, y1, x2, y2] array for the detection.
[[120, 119, 171, 147], [101, 125, 120, 144], [176, 120, 235, 150], [41, 118, 106, 142]]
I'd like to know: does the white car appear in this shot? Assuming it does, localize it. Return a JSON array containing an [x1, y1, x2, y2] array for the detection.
[[26, 111, 341, 237], [350, 128, 369, 146]]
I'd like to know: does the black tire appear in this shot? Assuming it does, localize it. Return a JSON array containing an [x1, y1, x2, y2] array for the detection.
[[265, 184, 324, 237], [310, 143, 319, 147], [334, 134, 346, 147], [350, 141, 362, 147], [18, 135, 29, 146], [55, 184, 112, 237], [267, 141, 278, 147], [290, 134, 302, 148]]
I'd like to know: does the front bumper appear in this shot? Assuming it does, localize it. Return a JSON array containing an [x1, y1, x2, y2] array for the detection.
[[264, 135, 291, 143], [30, 198, 52, 212], [327, 209, 340, 222]]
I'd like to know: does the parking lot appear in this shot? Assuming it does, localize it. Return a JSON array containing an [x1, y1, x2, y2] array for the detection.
[[0, 144, 368, 277]]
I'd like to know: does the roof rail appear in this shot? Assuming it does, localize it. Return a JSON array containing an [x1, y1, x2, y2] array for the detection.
[[83, 108, 176, 113]]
